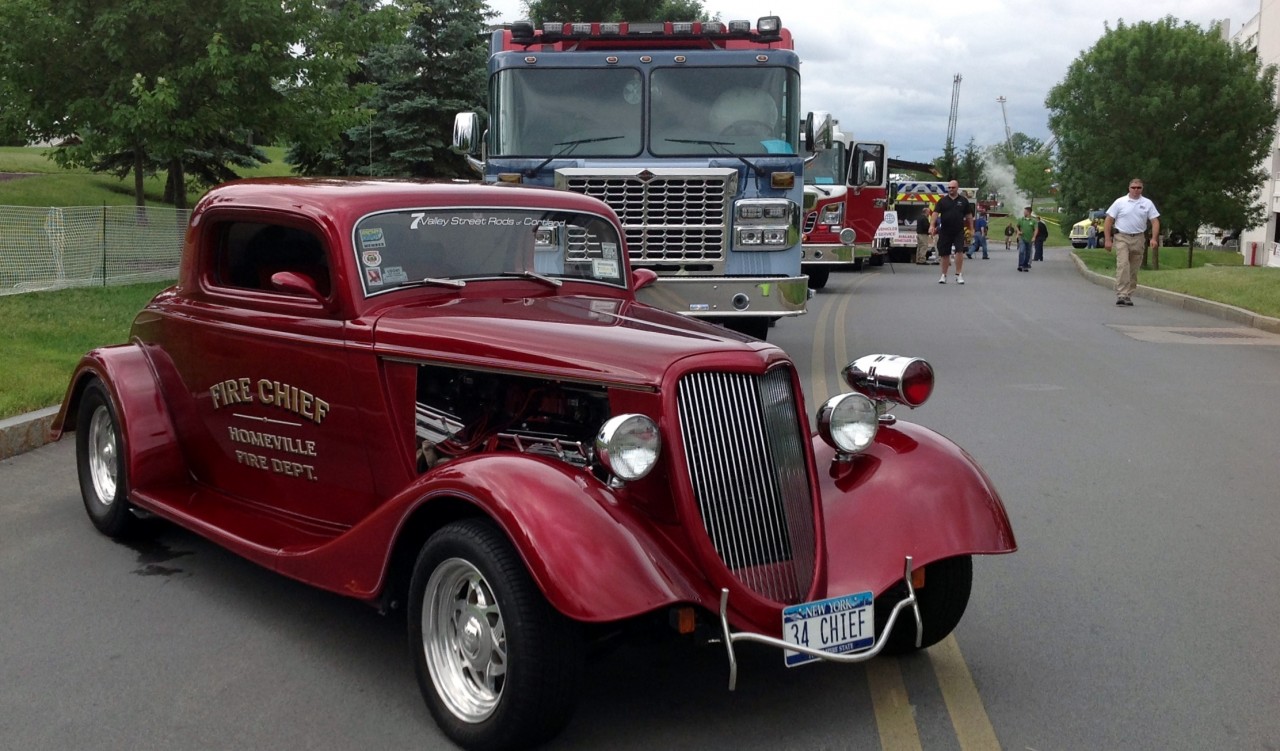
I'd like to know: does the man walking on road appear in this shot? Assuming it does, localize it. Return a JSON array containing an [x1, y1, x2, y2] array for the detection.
[[930, 180, 974, 284], [968, 210, 989, 259], [1033, 214, 1048, 262], [1104, 178, 1161, 306], [1015, 206, 1036, 272]]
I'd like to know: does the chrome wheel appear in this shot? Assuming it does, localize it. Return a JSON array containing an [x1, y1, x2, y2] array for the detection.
[[424, 557, 506, 723], [86, 404, 119, 505]]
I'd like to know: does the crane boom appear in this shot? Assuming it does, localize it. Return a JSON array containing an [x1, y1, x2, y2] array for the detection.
[[946, 74, 962, 150]]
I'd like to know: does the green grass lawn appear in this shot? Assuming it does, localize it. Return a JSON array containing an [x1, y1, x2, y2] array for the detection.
[[0, 280, 172, 417], [0, 145, 295, 208], [1075, 247, 1280, 319]]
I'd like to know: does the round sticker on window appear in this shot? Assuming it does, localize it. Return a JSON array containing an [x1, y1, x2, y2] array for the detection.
[[362, 250, 382, 267]]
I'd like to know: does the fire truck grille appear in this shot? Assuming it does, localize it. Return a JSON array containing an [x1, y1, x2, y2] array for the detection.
[[563, 174, 728, 264], [803, 212, 818, 233], [676, 367, 816, 605]]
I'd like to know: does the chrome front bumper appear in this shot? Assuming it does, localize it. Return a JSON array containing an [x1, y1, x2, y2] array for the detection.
[[636, 275, 810, 318], [716, 556, 922, 690]]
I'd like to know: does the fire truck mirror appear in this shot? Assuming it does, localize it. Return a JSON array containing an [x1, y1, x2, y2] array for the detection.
[[805, 111, 833, 152], [452, 112, 481, 156]]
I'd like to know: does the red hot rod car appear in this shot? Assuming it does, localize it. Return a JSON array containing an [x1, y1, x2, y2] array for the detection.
[[53, 178, 1015, 751]]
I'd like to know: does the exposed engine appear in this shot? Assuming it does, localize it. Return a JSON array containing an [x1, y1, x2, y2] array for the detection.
[[414, 363, 611, 472]]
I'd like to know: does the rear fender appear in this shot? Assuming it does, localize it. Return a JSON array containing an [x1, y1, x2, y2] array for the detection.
[[817, 420, 1016, 598], [277, 453, 706, 622], [51, 345, 187, 492]]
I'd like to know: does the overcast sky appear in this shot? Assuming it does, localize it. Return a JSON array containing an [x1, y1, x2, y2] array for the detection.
[[482, 1, 1262, 162]]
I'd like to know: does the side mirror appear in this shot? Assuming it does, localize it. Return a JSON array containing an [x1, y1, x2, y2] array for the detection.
[[452, 112, 481, 156], [631, 268, 658, 291], [804, 111, 833, 152]]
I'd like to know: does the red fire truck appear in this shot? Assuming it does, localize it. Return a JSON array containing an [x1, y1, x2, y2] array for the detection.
[[801, 129, 943, 278]]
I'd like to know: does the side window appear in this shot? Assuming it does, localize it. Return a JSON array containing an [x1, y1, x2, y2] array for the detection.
[[218, 222, 331, 297]]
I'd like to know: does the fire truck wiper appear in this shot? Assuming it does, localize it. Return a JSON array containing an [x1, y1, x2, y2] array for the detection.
[[665, 138, 765, 177], [526, 136, 624, 177]]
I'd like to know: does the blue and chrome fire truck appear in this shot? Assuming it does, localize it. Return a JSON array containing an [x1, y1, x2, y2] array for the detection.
[[453, 16, 827, 340]]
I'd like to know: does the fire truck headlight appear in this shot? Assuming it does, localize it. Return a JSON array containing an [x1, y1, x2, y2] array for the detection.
[[757, 16, 781, 34], [819, 204, 844, 224], [737, 228, 763, 245], [817, 393, 878, 454], [596, 414, 661, 481]]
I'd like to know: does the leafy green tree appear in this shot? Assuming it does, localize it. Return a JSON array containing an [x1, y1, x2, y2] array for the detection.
[[522, 0, 711, 24], [1014, 152, 1053, 208], [1046, 16, 1279, 245], [0, 0, 393, 207], [957, 137, 986, 193]]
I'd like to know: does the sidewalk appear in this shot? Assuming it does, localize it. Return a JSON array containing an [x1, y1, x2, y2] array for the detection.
[[5, 256, 1280, 461]]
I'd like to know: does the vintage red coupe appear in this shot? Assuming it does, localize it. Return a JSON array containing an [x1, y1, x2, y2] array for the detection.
[[53, 178, 1015, 751]]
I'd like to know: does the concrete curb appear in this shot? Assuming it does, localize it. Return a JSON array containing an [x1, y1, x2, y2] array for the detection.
[[0, 406, 59, 461], [1068, 253, 1280, 335], [5, 258, 1279, 461]]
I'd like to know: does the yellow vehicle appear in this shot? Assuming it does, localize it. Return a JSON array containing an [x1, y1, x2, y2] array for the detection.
[[1069, 210, 1105, 248]]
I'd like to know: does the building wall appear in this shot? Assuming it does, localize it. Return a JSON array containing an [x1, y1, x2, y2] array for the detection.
[[1235, 2, 1280, 267]]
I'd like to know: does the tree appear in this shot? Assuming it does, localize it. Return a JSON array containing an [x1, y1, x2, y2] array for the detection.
[[1046, 16, 1279, 247], [0, 0, 393, 207], [522, 0, 711, 24], [957, 137, 986, 193]]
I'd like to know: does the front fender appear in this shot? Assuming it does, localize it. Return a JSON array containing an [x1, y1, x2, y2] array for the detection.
[[51, 345, 187, 492], [278, 453, 706, 623], [817, 420, 1016, 598]]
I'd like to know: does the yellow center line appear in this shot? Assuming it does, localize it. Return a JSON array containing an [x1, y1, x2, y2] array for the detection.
[[866, 657, 923, 751], [929, 635, 1002, 750]]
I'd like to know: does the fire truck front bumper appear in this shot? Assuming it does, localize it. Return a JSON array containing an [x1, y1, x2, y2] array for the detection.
[[801, 243, 863, 265], [636, 275, 810, 318]]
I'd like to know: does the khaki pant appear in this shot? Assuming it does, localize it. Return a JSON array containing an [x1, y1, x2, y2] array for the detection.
[[1114, 232, 1145, 298], [915, 234, 932, 263]]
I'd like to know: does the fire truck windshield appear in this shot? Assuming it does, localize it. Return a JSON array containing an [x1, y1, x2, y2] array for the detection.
[[490, 66, 799, 158], [804, 142, 847, 185]]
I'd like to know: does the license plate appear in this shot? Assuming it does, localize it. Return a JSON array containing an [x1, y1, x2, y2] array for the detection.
[[782, 591, 874, 667]]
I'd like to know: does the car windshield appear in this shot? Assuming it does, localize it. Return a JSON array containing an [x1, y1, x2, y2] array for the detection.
[[353, 208, 627, 297]]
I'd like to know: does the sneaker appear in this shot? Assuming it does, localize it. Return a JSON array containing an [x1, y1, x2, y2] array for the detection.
[[1121, 297, 1134, 306], [957, 274, 965, 284], [938, 275, 946, 284], [1116, 297, 1126, 306], [982, 255, 989, 259]]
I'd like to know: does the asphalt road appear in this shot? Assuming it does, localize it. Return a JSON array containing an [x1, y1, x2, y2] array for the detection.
[[2, 244, 1279, 750]]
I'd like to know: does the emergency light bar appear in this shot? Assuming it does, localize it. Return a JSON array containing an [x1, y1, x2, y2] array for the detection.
[[509, 17, 783, 46]]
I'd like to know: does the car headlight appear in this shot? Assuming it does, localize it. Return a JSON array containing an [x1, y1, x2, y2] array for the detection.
[[817, 392, 878, 454], [595, 414, 661, 481]]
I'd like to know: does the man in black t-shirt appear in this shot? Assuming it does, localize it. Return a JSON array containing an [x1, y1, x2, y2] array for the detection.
[[929, 180, 975, 284]]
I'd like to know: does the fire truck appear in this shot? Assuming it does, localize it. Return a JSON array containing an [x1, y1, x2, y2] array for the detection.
[[453, 16, 823, 340], [801, 122, 890, 288], [801, 131, 948, 279]]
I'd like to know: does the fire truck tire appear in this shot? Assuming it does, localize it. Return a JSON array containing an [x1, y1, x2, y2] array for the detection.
[[869, 253, 886, 267], [720, 317, 771, 340], [409, 518, 584, 751], [806, 269, 830, 289], [877, 555, 972, 654], [75, 378, 147, 538], [852, 258, 864, 271]]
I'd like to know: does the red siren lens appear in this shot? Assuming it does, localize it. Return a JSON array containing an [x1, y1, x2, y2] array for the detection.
[[901, 360, 934, 406]]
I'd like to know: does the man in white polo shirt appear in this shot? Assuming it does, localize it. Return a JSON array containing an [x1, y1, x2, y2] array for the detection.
[[1103, 178, 1161, 306]]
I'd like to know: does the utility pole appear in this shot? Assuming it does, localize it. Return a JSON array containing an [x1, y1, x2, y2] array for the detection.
[[996, 95, 1013, 156]]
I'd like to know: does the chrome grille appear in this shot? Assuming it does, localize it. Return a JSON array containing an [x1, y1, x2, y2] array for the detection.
[[559, 171, 730, 265], [676, 367, 816, 604], [803, 211, 817, 233]]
